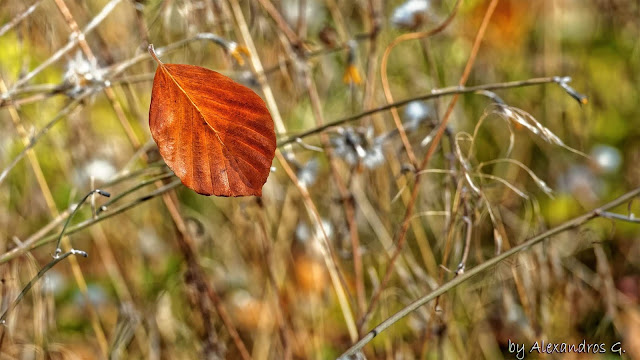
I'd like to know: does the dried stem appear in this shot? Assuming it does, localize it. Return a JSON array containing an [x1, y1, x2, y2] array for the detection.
[[359, 0, 499, 333], [379, 0, 462, 167], [0, 0, 43, 37], [0, 249, 87, 326], [302, 67, 366, 316], [274, 150, 359, 342], [9, 0, 123, 91], [277, 76, 568, 147], [340, 185, 640, 358]]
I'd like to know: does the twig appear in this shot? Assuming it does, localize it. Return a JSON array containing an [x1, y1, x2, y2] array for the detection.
[[228, 0, 288, 144], [0, 180, 182, 264], [256, 201, 293, 360], [96, 172, 175, 215], [339, 185, 640, 358], [359, 0, 500, 333], [0, 249, 87, 325], [0, 96, 86, 185], [274, 150, 359, 341], [0, 0, 43, 37], [302, 66, 366, 317], [161, 193, 252, 360], [594, 210, 640, 224], [53, 189, 111, 258], [277, 76, 567, 147], [253, 0, 302, 50], [379, 0, 463, 167], [9, 0, 123, 91]]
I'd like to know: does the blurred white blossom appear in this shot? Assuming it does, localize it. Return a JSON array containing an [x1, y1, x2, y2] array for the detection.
[[332, 127, 385, 169], [391, 0, 430, 30], [63, 51, 107, 97], [297, 158, 319, 188], [43, 270, 66, 295], [296, 219, 333, 255], [591, 144, 622, 174], [404, 101, 432, 131], [137, 226, 167, 256], [84, 159, 116, 183]]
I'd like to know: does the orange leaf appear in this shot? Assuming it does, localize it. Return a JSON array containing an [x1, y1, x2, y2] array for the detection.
[[148, 45, 276, 197]]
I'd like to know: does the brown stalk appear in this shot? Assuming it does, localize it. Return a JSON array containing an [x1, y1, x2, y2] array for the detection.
[[0, 1, 43, 37], [302, 70, 366, 316], [289, 0, 367, 317], [161, 195, 252, 360], [360, 0, 499, 330], [274, 150, 359, 341], [379, 0, 463, 168], [360, 0, 440, 291], [52, 0, 140, 150], [229, 0, 358, 344], [51, 2, 251, 357], [0, 70, 109, 356], [253, 0, 302, 51], [340, 184, 640, 357], [256, 202, 293, 360]]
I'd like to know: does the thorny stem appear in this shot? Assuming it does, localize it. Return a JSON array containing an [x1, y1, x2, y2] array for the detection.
[[339, 185, 640, 358]]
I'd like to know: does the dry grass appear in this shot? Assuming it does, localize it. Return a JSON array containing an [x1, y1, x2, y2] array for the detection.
[[1, 0, 639, 359]]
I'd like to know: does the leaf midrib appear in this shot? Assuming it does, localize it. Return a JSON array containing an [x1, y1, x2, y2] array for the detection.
[[161, 65, 225, 144]]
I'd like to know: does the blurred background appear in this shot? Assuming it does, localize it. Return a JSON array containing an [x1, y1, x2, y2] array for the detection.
[[0, 0, 639, 359]]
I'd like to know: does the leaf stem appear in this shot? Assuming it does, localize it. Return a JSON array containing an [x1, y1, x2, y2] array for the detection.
[[147, 44, 164, 65]]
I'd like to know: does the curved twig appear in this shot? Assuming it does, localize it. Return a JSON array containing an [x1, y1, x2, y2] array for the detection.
[[339, 186, 640, 358]]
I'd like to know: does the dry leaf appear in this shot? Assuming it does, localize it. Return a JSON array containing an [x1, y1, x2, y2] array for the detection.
[[148, 45, 276, 196]]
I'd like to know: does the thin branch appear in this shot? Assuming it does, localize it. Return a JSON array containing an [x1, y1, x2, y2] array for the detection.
[[274, 150, 359, 341], [358, 0, 500, 334], [0, 96, 86, 185], [0, 249, 87, 325], [0, 1, 43, 37], [96, 172, 175, 215], [53, 189, 111, 258], [594, 210, 640, 224], [379, 0, 463, 166], [339, 186, 640, 358], [9, 0, 123, 91], [0, 180, 182, 265], [277, 76, 566, 147]]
